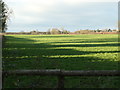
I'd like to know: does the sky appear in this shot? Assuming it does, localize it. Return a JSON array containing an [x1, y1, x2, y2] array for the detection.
[[4, 0, 118, 32]]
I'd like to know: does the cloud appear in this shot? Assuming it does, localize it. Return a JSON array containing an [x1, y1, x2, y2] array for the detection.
[[5, 0, 59, 24], [4, 0, 118, 32], [5, 0, 118, 3]]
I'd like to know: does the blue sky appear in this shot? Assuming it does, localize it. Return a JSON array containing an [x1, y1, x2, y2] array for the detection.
[[5, 0, 118, 32]]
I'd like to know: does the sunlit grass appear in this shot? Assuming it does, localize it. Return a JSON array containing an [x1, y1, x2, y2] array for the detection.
[[3, 34, 119, 69], [3, 34, 119, 88]]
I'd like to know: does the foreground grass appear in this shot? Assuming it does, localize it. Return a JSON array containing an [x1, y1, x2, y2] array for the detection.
[[3, 34, 120, 88]]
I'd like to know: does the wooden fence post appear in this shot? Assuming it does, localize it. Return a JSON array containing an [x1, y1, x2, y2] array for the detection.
[[58, 75, 64, 88], [57, 70, 64, 88]]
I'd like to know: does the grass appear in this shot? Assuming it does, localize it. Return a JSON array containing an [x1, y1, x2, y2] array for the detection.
[[3, 34, 120, 88]]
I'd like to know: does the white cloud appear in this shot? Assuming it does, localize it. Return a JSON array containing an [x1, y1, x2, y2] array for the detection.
[[5, 0, 118, 3], [5, 0, 57, 24], [4, 0, 117, 32]]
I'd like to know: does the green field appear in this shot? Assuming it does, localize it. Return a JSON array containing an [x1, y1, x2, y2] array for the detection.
[[3, 34, 120, 88]]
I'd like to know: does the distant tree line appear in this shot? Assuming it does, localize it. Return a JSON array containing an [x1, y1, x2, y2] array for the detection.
[[47, 28, 70, 34], [16, 28, 70, 35], [5, 28, 119, 35], [74, 29, 119, 34]]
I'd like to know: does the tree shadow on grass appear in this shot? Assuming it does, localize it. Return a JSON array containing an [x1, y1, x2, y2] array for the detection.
[[3, 36, 119, 88], [3, 36, 119, 70], [50, 37, 118, 43], [50, 43, 119, 47], [21, 35, 75, 38]]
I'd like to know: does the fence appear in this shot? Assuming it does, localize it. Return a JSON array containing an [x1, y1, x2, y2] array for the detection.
[[3, 69, 120, 88]]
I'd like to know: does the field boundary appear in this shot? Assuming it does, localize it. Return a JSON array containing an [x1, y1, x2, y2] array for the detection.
[[3, 70, 120, 88]]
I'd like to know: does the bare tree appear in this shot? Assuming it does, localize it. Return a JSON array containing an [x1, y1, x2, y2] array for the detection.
[[0, 0, 12, 33]]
